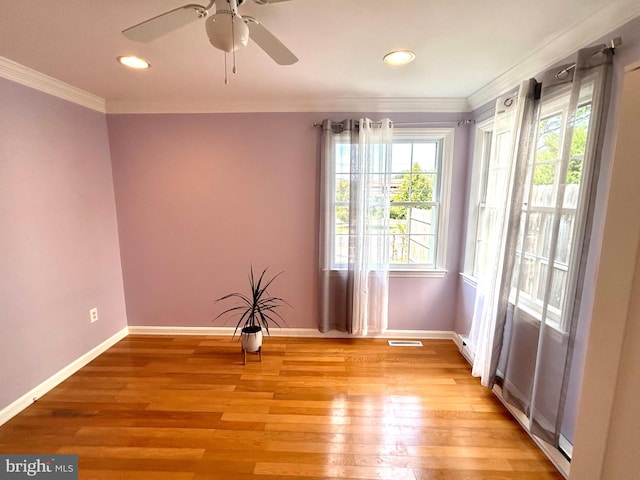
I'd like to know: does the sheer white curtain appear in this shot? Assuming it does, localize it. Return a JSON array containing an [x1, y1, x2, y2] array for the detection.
[[469, 42, 616, 443], [468, 83, 532, 385], [318, 118, 393, 335]]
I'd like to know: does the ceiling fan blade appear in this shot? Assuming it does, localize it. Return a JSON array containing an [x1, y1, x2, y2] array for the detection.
[[122, 4, 209, 42], [244, 16, 298, 65]]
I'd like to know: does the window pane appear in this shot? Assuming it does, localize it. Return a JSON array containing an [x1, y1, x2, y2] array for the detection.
[[388, 206, 437, 266], [409, 206, 437, 235], [549, 267, 567, 311], [336, 144, 351, 173], [524, 212, 542, 257], [391, 144, 412, 172], [411, 173, 436, 202], [391, 167, 436, 204], [567, 103, 591, 187], [389, 235, 407, 263], [409, 235, 435, 265], [564, 184, 580, 209], [532, 182, 555, 208], [475, 205, 499, 278], [335, 175, 350, 202], [334, 206, 349, 232], [413, 143, 437, 171], [556, 213, 575, 265], [519, 256, 536, 298], [540, 212, 554, 259], [494, 131, 512, 168], [334, 234, 349, 264], [536, 113, 562, 167], [367, 173, 386, 202], [486, 168, 509, 204], [537, 262, 549, 305], [366, 205, 387, 229]]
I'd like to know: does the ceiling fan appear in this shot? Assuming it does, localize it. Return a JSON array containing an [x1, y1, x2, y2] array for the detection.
[[122, 0, 297, 66]]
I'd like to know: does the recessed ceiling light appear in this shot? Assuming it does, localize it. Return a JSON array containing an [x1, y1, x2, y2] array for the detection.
[[383, 50, 416, 66], [117, 55, 151, 70]]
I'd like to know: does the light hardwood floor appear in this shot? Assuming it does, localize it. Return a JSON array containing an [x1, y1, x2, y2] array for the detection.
[[0, 335, 564, 479]]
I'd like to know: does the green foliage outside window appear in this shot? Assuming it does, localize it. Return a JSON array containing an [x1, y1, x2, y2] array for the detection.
[[534, 104, 591, 185], [390, 163, 434, 219]]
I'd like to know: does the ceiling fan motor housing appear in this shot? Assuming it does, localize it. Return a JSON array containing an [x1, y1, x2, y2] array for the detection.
[[205, 12, 249, 52]]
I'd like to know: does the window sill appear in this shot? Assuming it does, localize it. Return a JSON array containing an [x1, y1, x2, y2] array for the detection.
[[390, 269, 447, 278], [508, 302, 568, 338], [326, 269, 447, 279], [459, 272, 478, 287]]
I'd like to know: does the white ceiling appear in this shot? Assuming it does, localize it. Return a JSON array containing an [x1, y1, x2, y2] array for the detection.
[[0, 0, 638, 113]]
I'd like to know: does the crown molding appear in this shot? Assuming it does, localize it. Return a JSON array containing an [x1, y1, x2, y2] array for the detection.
[[467, 2, 640, 110], [105, 96, 470, 114], [0, 56, 106, 113]]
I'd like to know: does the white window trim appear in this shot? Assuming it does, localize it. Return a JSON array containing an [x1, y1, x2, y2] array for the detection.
[[463, 117, 494, 280], [391, 127, 454, 271], [391, 269, 448, 278], [510, 87, 594, 334], [330, 127, 454, 272]]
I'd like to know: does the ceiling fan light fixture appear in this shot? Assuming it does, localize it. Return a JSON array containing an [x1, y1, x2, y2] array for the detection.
[[205, 13, 249, 53], [383, 50, 415, 66], [117, 55, 151, 69]]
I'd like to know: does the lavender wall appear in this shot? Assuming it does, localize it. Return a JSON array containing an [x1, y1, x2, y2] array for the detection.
[[107, 112, 469, 331], [0, 78, 127, 411]]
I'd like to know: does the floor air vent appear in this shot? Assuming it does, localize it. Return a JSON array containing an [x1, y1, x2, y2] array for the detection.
[[388, 340, 423, 347]]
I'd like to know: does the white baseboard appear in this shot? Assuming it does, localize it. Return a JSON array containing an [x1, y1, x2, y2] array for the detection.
[[558, 434, 573, 460], [127, 325, 457, 341], [453, 333, 476, 365], [0, 327, 129, 427], [492, 385, 570, 479], [453, 333, 465, 350]]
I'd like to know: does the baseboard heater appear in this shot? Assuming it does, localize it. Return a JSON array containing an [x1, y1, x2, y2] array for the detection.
[[388, 340, 423, 347]]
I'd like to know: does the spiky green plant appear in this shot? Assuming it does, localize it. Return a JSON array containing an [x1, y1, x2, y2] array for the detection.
[[213, 266, 290, 339]]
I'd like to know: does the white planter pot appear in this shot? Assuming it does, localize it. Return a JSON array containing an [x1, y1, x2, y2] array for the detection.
[[240, 326, 263, 353]]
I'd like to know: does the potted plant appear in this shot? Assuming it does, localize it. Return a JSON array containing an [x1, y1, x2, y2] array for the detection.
[[213, 266, 289, 364]]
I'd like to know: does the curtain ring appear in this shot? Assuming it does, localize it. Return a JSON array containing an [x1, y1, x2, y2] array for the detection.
[[555, 64, 575, 80], [504, 97, 514, 108]]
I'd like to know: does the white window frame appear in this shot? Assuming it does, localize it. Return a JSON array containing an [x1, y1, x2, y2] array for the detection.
[[464, 117, 494, 282], [510, 86, 594, 333], [391, 128, 453, 273], [464, 112, 514, 284], [329, 127, 453, 274]]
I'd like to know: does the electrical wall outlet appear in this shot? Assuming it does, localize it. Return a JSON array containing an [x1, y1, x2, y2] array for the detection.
[[90, 307, 98, 323]]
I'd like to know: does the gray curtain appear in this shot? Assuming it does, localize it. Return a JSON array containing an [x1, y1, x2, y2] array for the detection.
[[318, 119, 393, 335], [479, 43, 615, 444]]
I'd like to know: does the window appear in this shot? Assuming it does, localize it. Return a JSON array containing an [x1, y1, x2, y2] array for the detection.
[[465, 119, 493, 279], [465, 82, 596, 331], [465, 116, 514, 281], [331, 128, 453, 271], [511, 84, 594, 329]]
